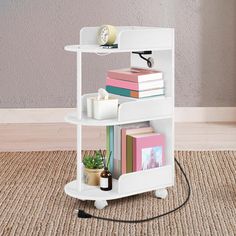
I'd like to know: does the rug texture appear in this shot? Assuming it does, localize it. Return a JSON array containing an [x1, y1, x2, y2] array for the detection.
[[0, 151, 235, 236]]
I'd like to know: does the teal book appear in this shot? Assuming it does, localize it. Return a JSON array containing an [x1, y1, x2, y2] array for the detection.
[[106, 86, 131, 97], [106, 85, 164, 98], [109, 126, 114, 174]]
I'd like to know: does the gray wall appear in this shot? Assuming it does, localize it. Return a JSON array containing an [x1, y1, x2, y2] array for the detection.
[[0, 0, 236, 108]]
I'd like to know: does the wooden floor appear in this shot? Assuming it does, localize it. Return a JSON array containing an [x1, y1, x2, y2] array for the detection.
[[0, 122, 235, 151]]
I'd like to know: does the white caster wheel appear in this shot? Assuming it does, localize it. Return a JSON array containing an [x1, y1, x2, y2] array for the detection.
[[155, 188, 168, 199], [94, 200, 108, 210]]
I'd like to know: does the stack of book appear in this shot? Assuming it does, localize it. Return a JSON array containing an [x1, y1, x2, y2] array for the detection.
[[107, 122, 165, 179], [106, 68, 164, 98]]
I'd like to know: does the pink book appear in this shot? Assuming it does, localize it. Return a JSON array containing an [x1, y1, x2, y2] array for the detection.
[[132, 133, 165, 171], [121, 126, 154, 174], [107, 68, 163, 83], [106, 77, 164, 91]]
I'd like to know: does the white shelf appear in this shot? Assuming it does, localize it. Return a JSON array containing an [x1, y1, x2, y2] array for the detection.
[[65, 179, 172, 201], [64, 179, 120, 201], [65, 26, 174, 54], [65, 112, 172, 126], [64, 44, 172, 54], [65, 93, 173, 126]]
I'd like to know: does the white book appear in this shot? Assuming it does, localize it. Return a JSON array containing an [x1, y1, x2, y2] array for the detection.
[[132, 88, 165, 98]]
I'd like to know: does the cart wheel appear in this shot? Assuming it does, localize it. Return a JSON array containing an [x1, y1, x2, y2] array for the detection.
[[94, 200, 108, 210], [155, 188, 168, 199]]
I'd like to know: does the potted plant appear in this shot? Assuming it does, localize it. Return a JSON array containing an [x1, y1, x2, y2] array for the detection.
[[82, 151, 104, 186]]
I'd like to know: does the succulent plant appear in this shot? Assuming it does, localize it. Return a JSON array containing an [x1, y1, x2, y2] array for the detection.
[[82, 150, 112, 170], [82, 151, 104, 169]]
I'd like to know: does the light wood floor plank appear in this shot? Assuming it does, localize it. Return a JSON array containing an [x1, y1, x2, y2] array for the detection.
[[175, 122, 236, 150], [0, 122, 235, 151]]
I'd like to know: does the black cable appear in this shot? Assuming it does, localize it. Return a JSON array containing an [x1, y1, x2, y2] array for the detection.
[[132, 52, 153, 67], [77, 157, 191, 223]]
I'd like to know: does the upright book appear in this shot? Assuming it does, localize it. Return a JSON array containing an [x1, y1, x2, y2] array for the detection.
[[106, 126, 114, 174], [123, 126, 154, 173], [113, 125, 122, 179], [120, 122, 150, 174], [132, 133, 165, 171], [107, 68, 163, 83], [106, 126, 110, 159]]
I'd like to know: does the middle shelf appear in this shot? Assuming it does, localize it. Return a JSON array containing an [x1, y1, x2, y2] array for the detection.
[[65, 93, 174, 126]]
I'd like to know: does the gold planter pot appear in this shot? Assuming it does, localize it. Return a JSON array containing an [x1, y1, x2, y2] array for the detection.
[[84, 168, 104, 186]]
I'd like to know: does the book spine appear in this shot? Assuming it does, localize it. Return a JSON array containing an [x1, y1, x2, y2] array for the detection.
[[113, 126, 120, 179], [107, 71, 138, 81], [106, 86, 131, 97], [117, 126, 122, 177], [107, 71, 163, 82], [106, 77, 138, 90], [109, 126, 114, 174], [131, 88, 165, 98], [106, 126, 110, 166], [107, 85, 164, 98], [132, 137, 137, 172], [126, 135, 133, 173], [121, 128, 127, 174], [161, 134, 165, 166], [106, 77, 164, 91]]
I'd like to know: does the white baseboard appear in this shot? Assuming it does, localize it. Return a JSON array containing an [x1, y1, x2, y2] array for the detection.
[[175, 107, 236, 122], [0, 107, 235, 123], [0, 108, 76, 123]]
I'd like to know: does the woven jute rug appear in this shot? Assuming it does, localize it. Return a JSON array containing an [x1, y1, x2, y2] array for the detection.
[[0, 151, 235, 236]]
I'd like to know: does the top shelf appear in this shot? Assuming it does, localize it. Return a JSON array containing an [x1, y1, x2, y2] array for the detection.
[[64, 44, 172, 54], [65, 26, 174, 54]]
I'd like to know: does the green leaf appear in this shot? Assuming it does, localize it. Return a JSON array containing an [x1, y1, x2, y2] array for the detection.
[[82, 152, 104, 169]]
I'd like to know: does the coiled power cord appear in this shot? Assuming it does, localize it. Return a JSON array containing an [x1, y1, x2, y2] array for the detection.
[[77, 158, 191, 223]]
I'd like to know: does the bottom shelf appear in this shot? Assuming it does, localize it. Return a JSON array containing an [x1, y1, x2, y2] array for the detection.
[[64, 179, 121, 201], [65, 173, 173, 201], [65, 179, 167, 201], [64, 180, 172, 201], [65, 165, 174, 201]]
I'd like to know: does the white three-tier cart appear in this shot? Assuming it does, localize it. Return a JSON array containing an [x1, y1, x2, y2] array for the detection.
[[64, 26, 175, 210]]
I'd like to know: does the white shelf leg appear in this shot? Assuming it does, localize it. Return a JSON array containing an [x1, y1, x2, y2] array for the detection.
[[155, 188, 168, 199], [94, 200, 108, 210], [77, 52, 82, 192]]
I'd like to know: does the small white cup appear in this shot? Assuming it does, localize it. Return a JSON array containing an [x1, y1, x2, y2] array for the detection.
[[93, 97, 118, 120], [87, 97, 96, 118]]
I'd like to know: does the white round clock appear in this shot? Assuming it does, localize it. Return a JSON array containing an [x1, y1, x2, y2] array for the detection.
[[97, 25, 117, 46]]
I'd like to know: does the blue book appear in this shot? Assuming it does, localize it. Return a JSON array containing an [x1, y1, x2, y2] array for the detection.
[[109, 126, 114, 174], [106, 126, 110, 160]]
